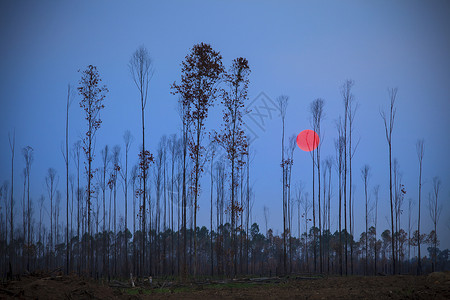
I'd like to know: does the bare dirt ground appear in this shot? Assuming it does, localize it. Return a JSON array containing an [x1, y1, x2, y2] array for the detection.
[[1, 271, 449, 299]]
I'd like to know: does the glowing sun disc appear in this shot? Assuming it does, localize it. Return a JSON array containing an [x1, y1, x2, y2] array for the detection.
[[296, 130, 319, 152]]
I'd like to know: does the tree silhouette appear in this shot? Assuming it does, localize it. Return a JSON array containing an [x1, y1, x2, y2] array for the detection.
[[78, 64, 108, 275], [311, 98, 324, 273], [341, 80, 353, 275], [215, 57, 250, 276], [129, 46, 153, 278], [361, 164, 370, 275], [373, 184, 380, 274], [335, 122, 344, 276], [63, 84, 74, 274], [8, 130, 15, 275], [121, 130, 133, 276], [380, 87, 397, 274], [428, 177, 442, 271], [22, 146, 33, 271], [172, 43, 224, 278], [416, 139, 424, 274], [277, 95, 288, 274]]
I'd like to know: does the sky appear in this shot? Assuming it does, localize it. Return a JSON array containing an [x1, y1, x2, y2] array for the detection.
[[1, 0, 449, 251]]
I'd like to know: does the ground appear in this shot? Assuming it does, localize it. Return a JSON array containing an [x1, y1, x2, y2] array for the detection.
[[1, 272, 449, 299]]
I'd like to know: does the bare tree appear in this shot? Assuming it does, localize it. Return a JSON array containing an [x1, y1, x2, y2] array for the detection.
[[216, 160, 226, 275], [63, 84, 74, 274], [175, 139, 183, 275], [295, 183, 303, 242], [348, 90, 359, 275], [55, 190, 61, 246], [373, 184, 380, 274], [71, 141, 82, 274], [407, 197, 414, 273], [325, 158, 333, 273], [22, 146, 33, 271], [130, 165, 138, 275], [335, 120, 344, 276], [168, 134, 178, 275], [21, 168, 26, 271], [245, 149, 252, 274], [78, 64, 108, 275], [38, 195, 45, 263], [129, 46, 153, 277], [174, 98, 190, 277], [341, 80, 353, 275], [380, 87, 397, 274], [416, 139, 424, 274], [310, 98, 324, 273], [112, 145, 120, 275], [45, 168, 58, 262], [154, 137, 164, 275], [277, 95, 288, 274], [1, 182, 10, 272], [100, 145, 109, 276], [286, 135, 296, 273], [8, 130, 15, 272], [301, 192, 311, 271], [121, 130, 133, 275], [209, 143, 216, 276], [162, 136, 168, 275], [69, 174, 74, 267], [428, 177, 442, 271], [393, 159, 405, 272], [361, 164, 370, 275]]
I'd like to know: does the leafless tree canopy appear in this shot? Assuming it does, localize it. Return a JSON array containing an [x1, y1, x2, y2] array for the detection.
[[129, 46, 154, 109]]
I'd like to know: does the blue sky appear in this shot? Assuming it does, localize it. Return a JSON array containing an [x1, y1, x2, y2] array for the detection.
[[1, 0, 449, 250]]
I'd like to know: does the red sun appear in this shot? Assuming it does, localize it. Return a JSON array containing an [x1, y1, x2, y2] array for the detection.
[[296, 130, 319, 152]]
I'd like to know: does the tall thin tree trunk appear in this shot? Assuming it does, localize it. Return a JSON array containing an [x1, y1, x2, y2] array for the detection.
[[170, 137, 175, 276], [163, 146, 167, 275], [416, 140, 423, 275], [141, 104, 146, 278], [246, 152, 250, 275], [9, 131, 15, 274], [343, 118, 348, 277], [27, 161, 31, 271], [182, 125, 187, 278], [114, 174, 117, 276], [349, 106, 354, 275], [389, 124, 395, 274], [312, 151, 316, 273], [210, 152, 214, 276], [65, 85, 71, 274], [76, 149, 80, 275], [124, 139, 127, 276], [231, 145, 236, 277], [317, 141, 321, 274], [328, 162, 331, 274]]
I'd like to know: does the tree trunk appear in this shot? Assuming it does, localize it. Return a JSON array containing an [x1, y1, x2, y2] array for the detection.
[[210, 152, 214, 276], [65, 86, 70, 274], [417, 140, 423, 275], [9, 132, 15, 274]]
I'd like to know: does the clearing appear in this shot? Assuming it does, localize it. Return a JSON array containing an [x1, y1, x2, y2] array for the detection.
[[1, 272, 449, 299]]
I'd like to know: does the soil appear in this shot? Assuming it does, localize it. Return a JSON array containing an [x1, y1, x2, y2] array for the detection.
[[1, 272, 449, 299]]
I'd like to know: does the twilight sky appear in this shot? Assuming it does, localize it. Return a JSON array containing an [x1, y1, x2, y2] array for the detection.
[[1, 0, 449, 250]]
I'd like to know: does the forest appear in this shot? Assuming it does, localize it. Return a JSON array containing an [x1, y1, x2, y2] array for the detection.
[[0, 42, 448, 283]]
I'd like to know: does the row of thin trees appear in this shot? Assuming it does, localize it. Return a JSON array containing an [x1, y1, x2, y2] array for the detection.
[[0, 43, 446, 280], [276, 80, 444, 276]]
